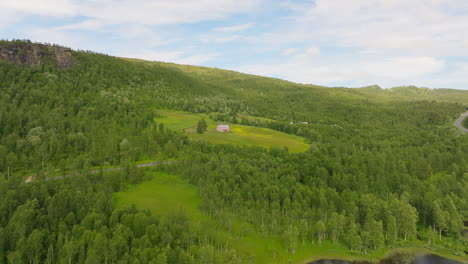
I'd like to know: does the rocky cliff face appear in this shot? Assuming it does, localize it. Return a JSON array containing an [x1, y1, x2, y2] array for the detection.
[[0, 41, 75, 69]]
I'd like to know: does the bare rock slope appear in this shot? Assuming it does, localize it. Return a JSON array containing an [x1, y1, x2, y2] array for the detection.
[[0, 40, 74, 68]]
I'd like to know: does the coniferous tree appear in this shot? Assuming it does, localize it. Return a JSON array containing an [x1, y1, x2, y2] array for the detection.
[[196, 118, 207, 134]]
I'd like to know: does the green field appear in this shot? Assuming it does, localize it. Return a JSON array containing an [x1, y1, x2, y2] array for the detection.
[[115, 172, 205, 219], [114, 171, 371, 264], [155, 110, 309, 152]]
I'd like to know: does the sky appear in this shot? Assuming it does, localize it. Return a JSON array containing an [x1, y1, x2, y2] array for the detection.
[[1, 0, 468, 90]]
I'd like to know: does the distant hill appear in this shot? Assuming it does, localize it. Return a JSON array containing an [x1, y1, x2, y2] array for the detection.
[[358, 85, 468, 104]]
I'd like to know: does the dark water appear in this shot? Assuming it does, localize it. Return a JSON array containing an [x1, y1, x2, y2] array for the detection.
[[307, 260, 353, 264], [307, 254, 466, 264], [413, 254, 465, 264]]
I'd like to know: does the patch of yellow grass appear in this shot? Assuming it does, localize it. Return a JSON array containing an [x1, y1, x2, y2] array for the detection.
[[155, 110, 309, 152]]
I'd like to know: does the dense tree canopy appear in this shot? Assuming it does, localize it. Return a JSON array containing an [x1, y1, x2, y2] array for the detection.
[[0, 41, 467, 263]]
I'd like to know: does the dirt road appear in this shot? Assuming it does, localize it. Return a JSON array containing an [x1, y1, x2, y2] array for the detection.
[[25, 161, 176, 182], [454, 111, 468, 133]]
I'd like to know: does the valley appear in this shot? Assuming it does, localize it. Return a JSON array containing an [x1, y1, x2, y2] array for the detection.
[[0, 41, 466, 264]]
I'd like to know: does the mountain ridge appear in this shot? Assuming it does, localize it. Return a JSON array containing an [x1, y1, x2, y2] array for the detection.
[[2, 40, 466, 94]]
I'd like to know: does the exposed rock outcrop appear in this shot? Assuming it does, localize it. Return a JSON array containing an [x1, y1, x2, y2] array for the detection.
[[0, 40, 75, 69]]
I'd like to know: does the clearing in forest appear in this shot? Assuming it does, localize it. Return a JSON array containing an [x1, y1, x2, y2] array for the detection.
[[115, 172, 204, 219], [114, 171, 369, 264], [155, 110, 309, 152]]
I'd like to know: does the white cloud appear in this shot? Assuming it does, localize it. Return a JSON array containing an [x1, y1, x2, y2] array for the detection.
[[236, 56, 446, 87], [0, 0, 77, 17], [115, 24, 163, 42], [202, 23, 254, 44], [213, 35, 242, 43], [294, 46, 320, 58], [214, 23, 253, 32], [423, 63, 468, 89], [282, 48, 297, 56], [25, 27, 82, 48], [231, 0, 468, 88], [306, 47, 320, 56], [362, 57, 445, 79], [283, 0, 468, 57], [81, 0, 259, 25], [0, 0, 260, 26], [55, 19, 103, 31], [0, 12, 18, 29], [122, 50, 218, 65]]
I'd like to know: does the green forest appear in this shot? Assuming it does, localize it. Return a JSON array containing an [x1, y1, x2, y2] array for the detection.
[[0, 40, 467, 263]]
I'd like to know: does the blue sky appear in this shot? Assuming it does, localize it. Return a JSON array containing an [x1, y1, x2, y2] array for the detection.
[[1, 0, 468, 90]]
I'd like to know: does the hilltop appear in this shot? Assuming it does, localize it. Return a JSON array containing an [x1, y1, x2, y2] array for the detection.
[[0, 40, 75, 69]]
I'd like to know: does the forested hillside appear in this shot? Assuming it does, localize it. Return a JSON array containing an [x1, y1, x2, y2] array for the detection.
[[0, 41, 467, 263]]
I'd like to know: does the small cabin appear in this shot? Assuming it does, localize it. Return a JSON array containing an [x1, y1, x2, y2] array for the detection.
[[216, 125, 230, 132]]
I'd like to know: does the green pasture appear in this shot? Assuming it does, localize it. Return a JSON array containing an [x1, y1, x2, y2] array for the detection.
[[115, 172, 205, 219], [155, 110, 309, 152]]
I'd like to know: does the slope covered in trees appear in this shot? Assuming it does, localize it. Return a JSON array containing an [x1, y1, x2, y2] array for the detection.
[[0, 41, 467, 263]]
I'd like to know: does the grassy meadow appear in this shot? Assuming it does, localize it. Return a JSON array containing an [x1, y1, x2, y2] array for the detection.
[[114, 171, 372, 264], [115, 172, 205, 219], [155, 110, 309, 152]]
